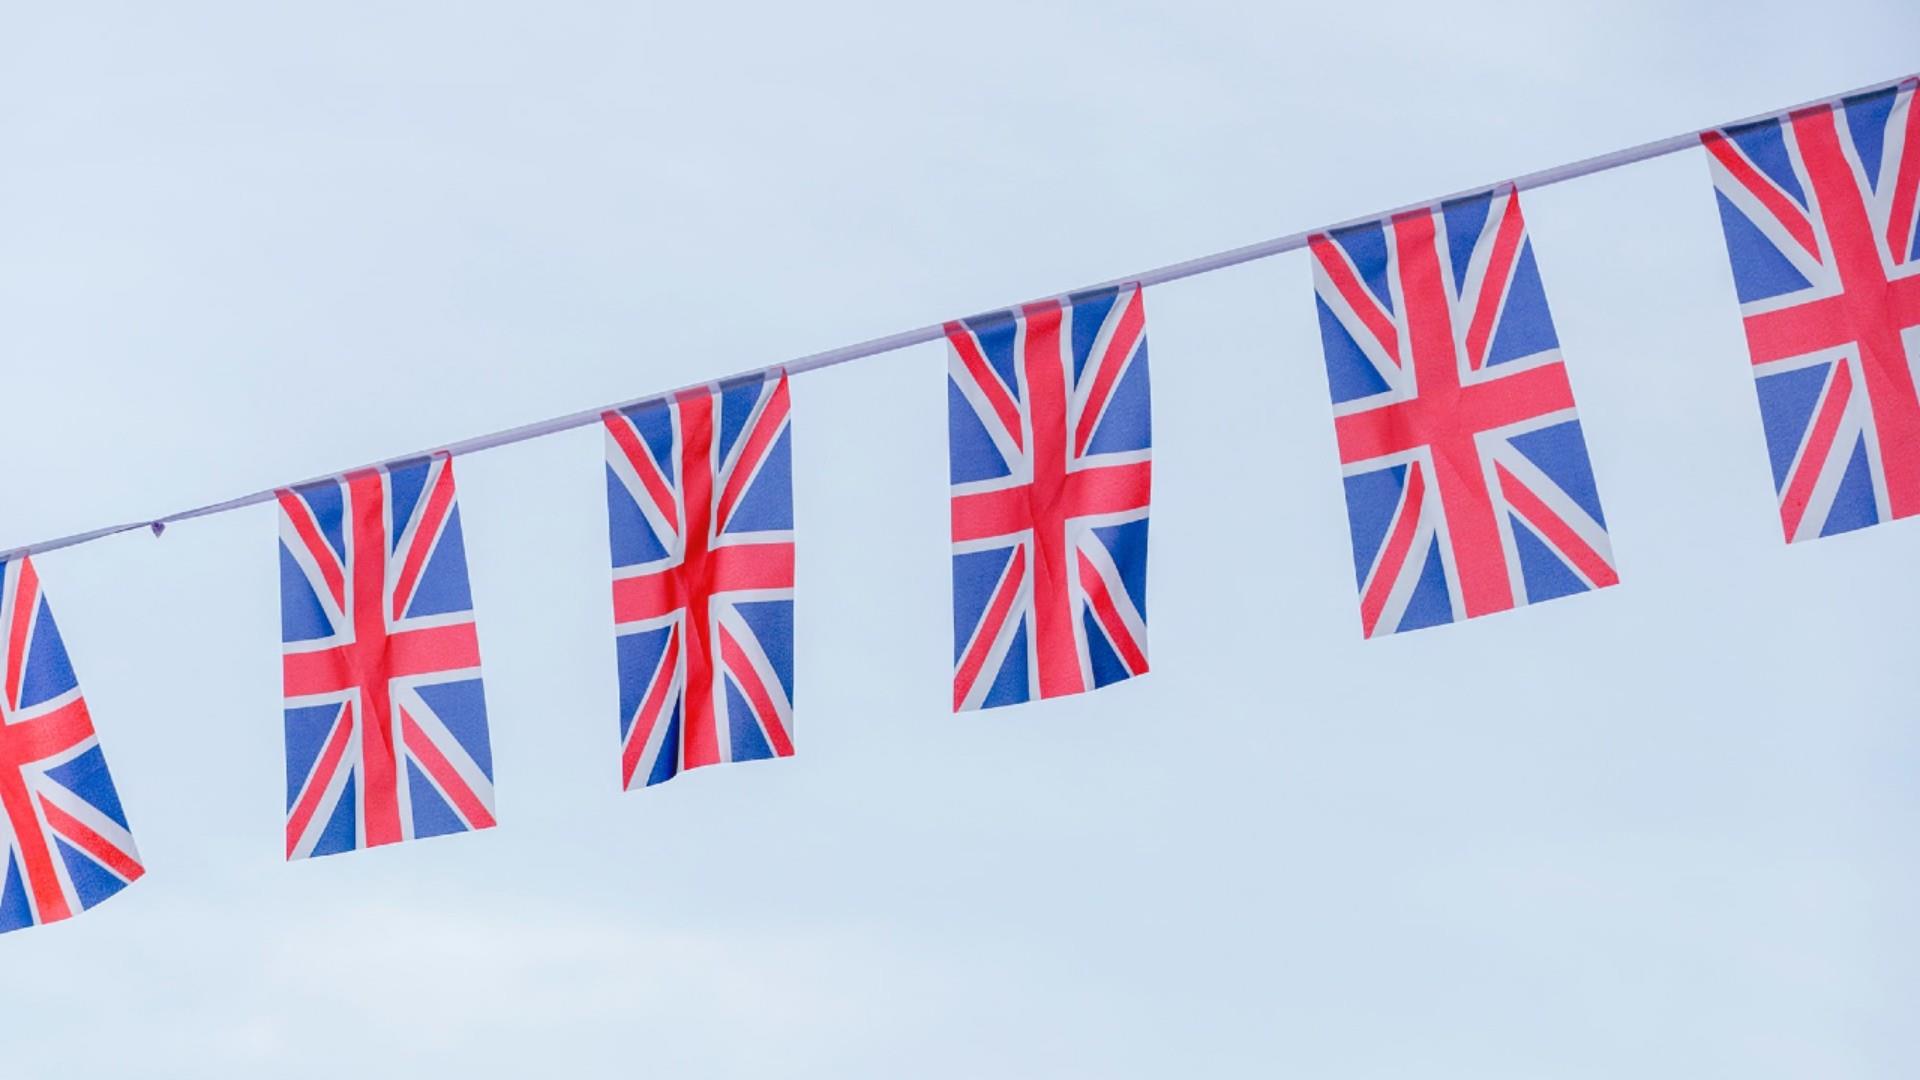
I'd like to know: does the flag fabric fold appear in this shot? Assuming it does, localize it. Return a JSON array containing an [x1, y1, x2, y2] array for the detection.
[[0, 556, 144, 932], [277, 454, 496, 859], [1310, 186, 1618, 637], [604, 372, 796, 789], [1701, 77, 1920, 542], [946, 286, 1152, 711]]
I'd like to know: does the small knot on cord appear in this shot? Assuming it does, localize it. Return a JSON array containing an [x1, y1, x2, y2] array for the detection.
[[149, 521, 166, 537]]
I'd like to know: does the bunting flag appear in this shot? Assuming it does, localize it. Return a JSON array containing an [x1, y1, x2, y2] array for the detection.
[[0, 73, 1907, 920], [1701, 78, 1920, 542], [604, 373, 796, 789], [277, 455, 496, 859], [946, 286, 1152, 711], [0, 557, 143, 933], [1310, 187, 1618, 637]]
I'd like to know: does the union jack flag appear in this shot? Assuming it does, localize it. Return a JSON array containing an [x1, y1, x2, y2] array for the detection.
[[0, 557, 143, 933], [947, 286, 1151, 711], [1702, 77, 1920, 541], [278, 454, 496, 859], [604, 373, 795, 789], [1310, 187, 1618, 637]]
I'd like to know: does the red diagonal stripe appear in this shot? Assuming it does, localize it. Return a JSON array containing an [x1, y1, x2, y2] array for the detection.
[[276, 490, 346, 614], [1463, 192, 1527, 370], [946, 321, 1026, 452], [1778, 359, 1855, 540], [1310, 233, 1401, 366], [1073, 288, 1146, 458], [1702, 130, 1822, 261], [1494, 463, 1618, 589], [39, 796, 143, 883], [605, 410, 681, 536], [621, 625, 681, 789], [714, 375, 791, 533], [390, 458, 458, 621], [400, 707, 494, 830], [1075, 550, 1147, 675], [285, 701, 354, 859], [1359, 461, 1427, 638], [953, 545, 1026, 710], [718, 624, 793, 758], [6, 557, 39, 711]]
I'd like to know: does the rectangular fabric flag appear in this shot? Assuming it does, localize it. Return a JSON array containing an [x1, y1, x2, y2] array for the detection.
[[277, 454, 496, 859], [1701, 78, 1920, 542], [604, 373, 795, 789], [0, 556, 143, 932], [946, 286, 1151, 711], [1310, 186, 1617, 637]]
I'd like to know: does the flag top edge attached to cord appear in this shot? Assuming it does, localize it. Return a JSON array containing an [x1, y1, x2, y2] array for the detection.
[[2, 70, 1912, 565]]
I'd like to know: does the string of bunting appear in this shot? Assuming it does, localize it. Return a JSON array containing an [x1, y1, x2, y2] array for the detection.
[[0, 71, 1914, 933]]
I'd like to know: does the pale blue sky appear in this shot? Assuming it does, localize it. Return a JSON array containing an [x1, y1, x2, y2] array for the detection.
[[1, 3, 1916, 1076]]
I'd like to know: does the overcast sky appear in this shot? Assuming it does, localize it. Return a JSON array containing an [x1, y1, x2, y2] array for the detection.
[[1, 3, 1916, 1077]]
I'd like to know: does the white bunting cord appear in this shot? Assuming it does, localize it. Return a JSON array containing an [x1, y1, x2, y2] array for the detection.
[[4, 69, 1912, 562]]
